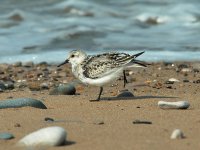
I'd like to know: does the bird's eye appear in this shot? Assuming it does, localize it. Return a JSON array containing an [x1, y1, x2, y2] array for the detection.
[[71, 54, 75, 58]]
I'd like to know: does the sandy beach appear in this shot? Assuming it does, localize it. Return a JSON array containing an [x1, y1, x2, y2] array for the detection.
[[0, 61, 200, 150]]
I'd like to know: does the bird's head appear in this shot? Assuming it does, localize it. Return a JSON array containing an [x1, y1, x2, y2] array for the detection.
[[57, 50, 87, 67]]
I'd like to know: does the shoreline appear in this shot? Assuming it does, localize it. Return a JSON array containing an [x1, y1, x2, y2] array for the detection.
[[0, 61, 200, 150]]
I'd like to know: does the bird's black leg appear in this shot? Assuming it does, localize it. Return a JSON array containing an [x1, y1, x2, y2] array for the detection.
[[123, 70, 128, 88], [96, 87, 103, 101]]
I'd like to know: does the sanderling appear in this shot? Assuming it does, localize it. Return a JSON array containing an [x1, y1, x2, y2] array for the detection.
[[58, 50, 147, 101]]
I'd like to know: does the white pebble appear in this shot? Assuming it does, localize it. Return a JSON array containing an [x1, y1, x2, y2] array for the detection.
[[168, 78, 180, 82], [170, 129, 184, 139], [158, 101, 190, 109], [181, 68, 192, 72], [18, 126, 66, 147]]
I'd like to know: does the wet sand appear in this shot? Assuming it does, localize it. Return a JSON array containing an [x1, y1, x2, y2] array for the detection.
[[0, 62, 200, 150]]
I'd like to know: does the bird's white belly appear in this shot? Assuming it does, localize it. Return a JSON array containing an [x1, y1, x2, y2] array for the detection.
[[83, 69, 123, 86]]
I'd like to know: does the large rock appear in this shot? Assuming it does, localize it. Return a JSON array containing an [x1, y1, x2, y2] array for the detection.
[[18, 126, 67, 147], [0, 98, 47, 109]]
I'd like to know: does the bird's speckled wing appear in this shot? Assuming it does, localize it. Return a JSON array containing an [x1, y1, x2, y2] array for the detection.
[[81, 52, 134, 79]]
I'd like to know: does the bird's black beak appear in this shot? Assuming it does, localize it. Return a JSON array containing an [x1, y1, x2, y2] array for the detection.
[[57, 59, 69, 67]]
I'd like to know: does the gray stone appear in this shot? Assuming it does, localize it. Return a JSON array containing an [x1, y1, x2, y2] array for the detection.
[[0, 133, 14, 140], [0, 82, 6, 91], [117, 89, 134, 97], [23, 61, 34, 67], [0, 98, 47, 109], [4, 81, 14, 90], [158, 101, 190, 109], [49, 84, 76, 95]]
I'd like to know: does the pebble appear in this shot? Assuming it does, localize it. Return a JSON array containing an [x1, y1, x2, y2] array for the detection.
[[40, 82, 49, 89], [168, 78, 180, 82], [193, 79, 200, 84], [0, 82, 6, 91], [27, 82, 41, 91], [181, 68, 192, 73], [178, 64, 188, 69], [132, 119, 152, 124], [193, 68, 199, 73], [152, 82, 162, 89], [13, 61, 22, 67], [23, 61, 34, 67], [0, 98, 47, 109], [18, 126, 67, 147], [0, 68, 4, 74], [164, 81, 174, 84], [4, 81, 15, 90], [14, 123, 21, 127], [93, 119, 104, 125], [170, 129, 185, 139], [44, 117, 54, 122], [0, 132, 14, 140], [183, 79, 190, 83], [117, 89, 134, 97], [166, 85, 173, 89], [49, 84, 76, 95], [158, 101, 190, 109]]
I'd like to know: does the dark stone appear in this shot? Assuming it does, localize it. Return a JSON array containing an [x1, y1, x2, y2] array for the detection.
[[133, 120, 152, 124], [178, 64, 188, 69], [93, 120, 104, 125], [14, 123, 21, 127], [0, 98, 47, 109], [0, 133, 14, 140], [163, 62, 174, 66], [0, 82, 6, 91], [117, 89, 134, 97], [49, 84, 76, 95], [44, 117, 54, 122], [193, 79, 200, 84], [166, 85, 173, 89], [4, 81, 14, 90], [183, 79, 189, 83], [193, 69, 199, 73]]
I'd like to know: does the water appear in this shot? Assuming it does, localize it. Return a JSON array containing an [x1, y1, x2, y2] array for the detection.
[[0, 0, 200, 63]]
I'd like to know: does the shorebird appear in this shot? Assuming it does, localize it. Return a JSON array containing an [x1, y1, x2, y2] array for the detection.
[[58, 50, 147, 100]]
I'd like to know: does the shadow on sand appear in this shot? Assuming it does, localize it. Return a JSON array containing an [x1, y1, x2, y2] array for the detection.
[[90, 95, 178, 102]]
